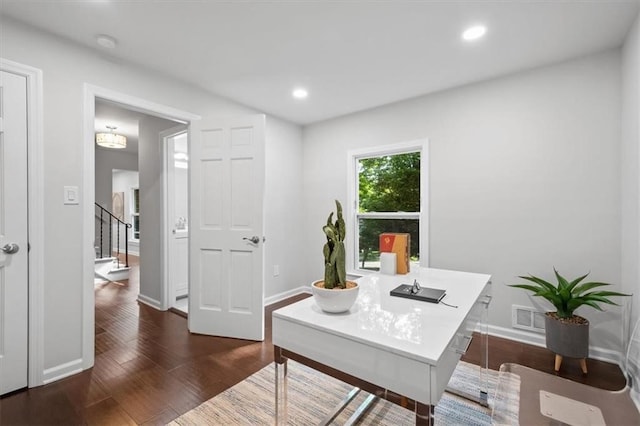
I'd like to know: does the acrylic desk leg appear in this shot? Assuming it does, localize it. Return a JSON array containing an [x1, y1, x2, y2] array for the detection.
[[274, 357, 288, 425], [479, 290, 491, 406], [445, 286, 492, 407], [415, 402, 434, 425]]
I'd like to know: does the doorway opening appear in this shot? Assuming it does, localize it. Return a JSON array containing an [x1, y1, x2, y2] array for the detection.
[[162, 128, 189, 315], [84, 85, 199, 367], [94, 98, 183, 305]]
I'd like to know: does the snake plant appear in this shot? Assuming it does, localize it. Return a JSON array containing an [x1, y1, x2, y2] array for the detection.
[[322, 200, 347, 289]]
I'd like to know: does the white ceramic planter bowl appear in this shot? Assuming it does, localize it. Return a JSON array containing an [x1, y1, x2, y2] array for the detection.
[[311, 280, 359, 313]]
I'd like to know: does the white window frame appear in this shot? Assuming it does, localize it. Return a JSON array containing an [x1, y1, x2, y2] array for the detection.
[[346, 139, 429, 274], [130, 187, 140, 242]]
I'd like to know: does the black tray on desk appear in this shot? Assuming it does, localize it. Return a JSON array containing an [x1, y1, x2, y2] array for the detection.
[[390, 284, 446, 303]]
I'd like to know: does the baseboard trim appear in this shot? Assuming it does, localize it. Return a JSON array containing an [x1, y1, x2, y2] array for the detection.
[[137, 294, 163, 310], [485, 324, 623, 366], [264, 286, 311, 306], [42, 358, 83, 384], [484, 324, 546, 347]]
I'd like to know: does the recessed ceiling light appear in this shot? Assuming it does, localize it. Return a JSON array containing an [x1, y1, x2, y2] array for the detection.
[[292, 88, 308, 99], [96, 34, 117, 49], [462, 25, 487, 41]]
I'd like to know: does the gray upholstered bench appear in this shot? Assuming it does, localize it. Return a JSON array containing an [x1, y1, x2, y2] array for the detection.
[[492, 318, 640, 425]]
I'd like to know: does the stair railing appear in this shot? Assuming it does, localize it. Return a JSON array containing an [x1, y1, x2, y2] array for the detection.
[[95, 203, 132, 268]]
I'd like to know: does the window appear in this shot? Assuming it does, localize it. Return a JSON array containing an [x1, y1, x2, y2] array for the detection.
[[131, 188, 140, 241], [348, 140, 428, 272]]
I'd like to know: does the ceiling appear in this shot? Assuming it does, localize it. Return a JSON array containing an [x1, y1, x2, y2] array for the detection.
[[2, 1, 639, 125]]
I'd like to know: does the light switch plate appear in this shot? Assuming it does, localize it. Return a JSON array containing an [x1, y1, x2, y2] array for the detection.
[[64, 186, 79, 205]]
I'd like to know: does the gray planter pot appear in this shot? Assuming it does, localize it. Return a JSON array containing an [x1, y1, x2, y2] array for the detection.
[[545, 313, 589, 358]]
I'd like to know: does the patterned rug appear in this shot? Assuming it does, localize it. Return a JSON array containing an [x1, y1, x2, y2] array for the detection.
[[170, 360, 517, 425]]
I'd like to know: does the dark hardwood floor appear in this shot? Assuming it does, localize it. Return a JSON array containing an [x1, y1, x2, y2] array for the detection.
[[0, 256, 626, 425]]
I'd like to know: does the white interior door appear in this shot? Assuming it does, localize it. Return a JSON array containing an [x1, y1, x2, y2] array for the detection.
[[189, 115, 265, 340], [0, 70, 29, 395], [172, 230, 189, 300], [166, 131, 189, 303]]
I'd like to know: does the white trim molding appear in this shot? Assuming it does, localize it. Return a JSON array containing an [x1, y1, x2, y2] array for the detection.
[[0, 58, 45, 387], [264, 286, 311, 306], [42, 359, 83, 385], [137, 294, 164, 310], [160, 125, 189, 311], [485, 324, 625, 368], [82, 87, 96, 370], [346, 139, 429, 274]]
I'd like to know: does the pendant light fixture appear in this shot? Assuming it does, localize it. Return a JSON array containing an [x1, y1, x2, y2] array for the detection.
[[96, 125, 127, 149]]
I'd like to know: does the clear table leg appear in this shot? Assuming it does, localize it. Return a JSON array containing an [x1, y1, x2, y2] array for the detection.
[[275, 359, 288, 425], [479, 288, 492, 406], [415, 402, 434, 425]]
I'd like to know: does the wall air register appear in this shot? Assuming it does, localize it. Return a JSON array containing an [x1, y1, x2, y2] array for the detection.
[[512, 305, 546, 333]]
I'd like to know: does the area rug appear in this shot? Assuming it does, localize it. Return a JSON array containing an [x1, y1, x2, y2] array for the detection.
[[169, 360, 518, 425]]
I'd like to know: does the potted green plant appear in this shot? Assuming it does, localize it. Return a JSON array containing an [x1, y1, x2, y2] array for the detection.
[[510, 268, 630, 373], [311, 200, 359, 313]]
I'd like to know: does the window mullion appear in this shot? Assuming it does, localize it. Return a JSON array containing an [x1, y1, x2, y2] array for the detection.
[[356, 212, 420, 220]]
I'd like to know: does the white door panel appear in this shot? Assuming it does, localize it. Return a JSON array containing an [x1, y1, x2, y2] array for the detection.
[[165, 129, 190, 305], [173, 231, 189, 298], [189, 115, 265, 340], [0, 70, 29, 395]]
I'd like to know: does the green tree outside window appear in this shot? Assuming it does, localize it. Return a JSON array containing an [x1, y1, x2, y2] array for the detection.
[[358, 152, 420, 270]]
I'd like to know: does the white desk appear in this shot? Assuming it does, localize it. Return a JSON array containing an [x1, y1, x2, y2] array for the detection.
[[272, 267, 491, 425]]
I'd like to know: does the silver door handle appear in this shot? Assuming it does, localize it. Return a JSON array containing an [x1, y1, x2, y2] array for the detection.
[[1, 243, 19, 254], [243, 236, 260, 244]]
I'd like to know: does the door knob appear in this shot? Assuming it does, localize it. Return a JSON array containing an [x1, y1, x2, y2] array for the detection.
[[1, 243, 19, 254], [242, 236, 260, 244]]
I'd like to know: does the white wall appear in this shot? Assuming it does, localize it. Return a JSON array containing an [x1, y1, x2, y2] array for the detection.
[[95, 149, 138, 210], [265, 120, 305, 300], [303, 50, 624, 353], [138, 116, 179, 306], [621, 12, 640, 335], [0, 17, 304, 377], [112, 169, 139, 255]]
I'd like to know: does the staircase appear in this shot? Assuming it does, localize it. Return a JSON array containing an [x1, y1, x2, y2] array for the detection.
[[95, 203, 132, 283], [94, 256, 130, 282]]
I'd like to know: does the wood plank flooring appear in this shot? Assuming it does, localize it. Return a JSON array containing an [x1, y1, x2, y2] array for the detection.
[[0, 256, 626, 424]]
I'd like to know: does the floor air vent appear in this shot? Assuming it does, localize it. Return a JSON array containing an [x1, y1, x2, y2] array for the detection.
[[512, 305, 546, 333]]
